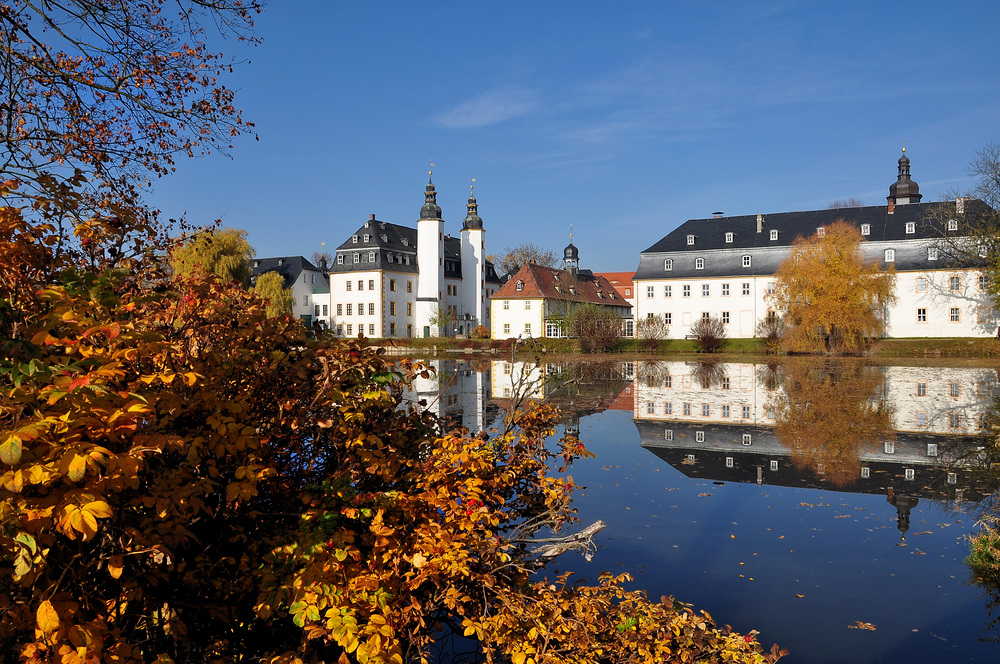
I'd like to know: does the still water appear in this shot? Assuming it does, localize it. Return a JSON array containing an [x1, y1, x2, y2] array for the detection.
[[413, 358, 1000, 663]]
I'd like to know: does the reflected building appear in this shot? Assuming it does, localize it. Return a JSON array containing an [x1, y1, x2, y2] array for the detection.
[[633, 361, 996, 513], [403, 359, 496, 433]]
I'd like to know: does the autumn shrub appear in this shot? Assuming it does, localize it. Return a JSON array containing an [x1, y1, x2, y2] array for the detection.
[[568, 305, 622, 353], [690, 316, 727, 353], [470, 324, 490, 339], [636, 317, 670, 352], [755, 315, 784, 355], [969, 517, 1000, 585]]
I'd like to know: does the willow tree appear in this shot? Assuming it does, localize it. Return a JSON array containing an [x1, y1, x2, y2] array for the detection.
[[170, 228, 256, 286], [770, 221, 896, 354], [252, 270, 295, 317]]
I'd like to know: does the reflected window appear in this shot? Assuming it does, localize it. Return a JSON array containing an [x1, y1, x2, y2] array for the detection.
[[947, 472, 957, 484], [905, 468, 915, 481], [884, 441, 895, 454], [742, 405, 751, 418], [927, 443, 938, 457], [726, 457, 734, 468], [722, 404, 730, 417], [664, 402, 673, 415], [722, 377, 730, 389], [695, 431, 705, 442], [916, 382, 927, 396], [770, 460, 778, 471], [665, 376, 672, 388], [949, 382, 960, 398], [916, 412, 927, 427], [949, 412, 961, 428], [861, 467, 870, 478], [647, 402, 655, 414], [701, 403, 710, 417], [686, 454, 696, 464], [683, 403, 691, 416], [742, 434, 752, 446], [664, 429, 673, 441]]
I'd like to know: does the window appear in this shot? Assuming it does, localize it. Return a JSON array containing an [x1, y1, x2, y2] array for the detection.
[[948, 219, 958, 231], [353, 253, 360, 264], [950, 382, 961, 398], [314, 304, 320, 317], [664, 313, 672, 325], [766, 281, 775, 295], [721, 311, 730, 324], [368, 251, 376, 262], [917, 308, 927, 323], [884, 249, 895, 262], [346, 324, 352, 335], [358, 302, 364, 315], [683, 285, 691, 297], [905, 222, 915, 234], [406, 303, 412, 316], [515, 280, 524, 291], [916, 276, 928, 292], [695, 431, 705, 443], [664, 285, 672, 297], [949, 412, 961, 428], [701, 311, 710, 320], [979, 306, 993, 323], [647, 286, 654, 298], [916, 382, 927, 396], [390, 279, 396, 292], [741, 255, 751, 268], [927, 247, 938, 260], [323, 305, 328, 316], [702, 284, 710, 297], [503, 323, 510, 334], [337, 254, 344, 264], [303, 294, 309, 306], [770, 460, 779, 471], [861, 224, 870, 236], [722, 404, 730, 417], [904, 468, 915, 481], [695, 258, 705, 270], [346, 281, 352, 292], [950, 275, 960, 291], [336, 304, 343, 315], [950, 307, 961, 322], [389, 302, 395, 316], [916, 412, 928, 427], [884, 441, 895, 454], [352, 235, 358, 243], [742, 282, 750, 296], [664, 429, 674, 441], [664, 402, 673, 415], [369, 303, 375, 315], [346, 304, 352, 316], [387, 254, 393, 263], [683, 403, 691, 416], [817, 227, 825, 238], [980, 274, 989, 291], [369, 324, 375, 335], [389, 322, 396, 336], [721, 283, 730, 296], [357, 280, 364, 291], [861, 467, 870, 478], [726, 457, 734, 468], [503, 300, 510, 309], [664, 259, 673, 271], [524, 323, 531, 335], [647, 402, 656, 414], [687, 234, 695, 245], [524, 301, 531, 310], [625, 288, 631, 296], [724, 232, 733, 243], [742, 434, 752, 446], [742, 405, 751, 419], [407, 281, 412, 293], [369, 279, 375, 290], [336, 325, 343, 335]]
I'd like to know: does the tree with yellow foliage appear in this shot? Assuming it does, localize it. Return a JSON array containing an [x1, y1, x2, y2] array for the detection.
[[770, 221, 896, 354]]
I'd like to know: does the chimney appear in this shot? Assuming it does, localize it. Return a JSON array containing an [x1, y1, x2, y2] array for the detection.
[[370, 213, 375, 220], [888, 200, 895, 215], [756, 213, 763, 233], [712, 211, 724, 218], [956, 197, 968, 214]]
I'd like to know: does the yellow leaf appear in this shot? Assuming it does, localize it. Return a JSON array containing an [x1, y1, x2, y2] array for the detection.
[[411, 552, 427, 569], [83, 500, 113, 519], [67, 455, 87, 482], [37, 600, 60, 635], [108, 555, 123, 579], [511, 652, 526, 664]]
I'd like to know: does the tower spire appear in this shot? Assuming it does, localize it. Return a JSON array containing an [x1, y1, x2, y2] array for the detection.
[[462, 177, 483, 230], [887, 145, 922, 206], [420, 164, 442, 220]]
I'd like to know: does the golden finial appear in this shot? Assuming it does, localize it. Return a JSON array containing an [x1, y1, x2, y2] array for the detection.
[[570, 224, 574, 243], [470, 177, 476, 194], [429, 162, 435, 178]]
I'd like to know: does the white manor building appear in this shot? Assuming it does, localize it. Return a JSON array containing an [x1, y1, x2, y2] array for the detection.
[[634, 151, 997, 338], [253, 177, 501, 338]]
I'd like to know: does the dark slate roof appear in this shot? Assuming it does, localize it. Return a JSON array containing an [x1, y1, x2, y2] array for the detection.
[[635, 200, 991, 280], [330, 217, 501, 282], [252, 256, 321, 288]]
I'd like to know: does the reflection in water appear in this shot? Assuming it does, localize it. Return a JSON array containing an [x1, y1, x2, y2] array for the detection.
[[770, 361, 894, 488]]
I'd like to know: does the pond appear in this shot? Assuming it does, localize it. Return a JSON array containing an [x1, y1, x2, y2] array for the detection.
[[410, 357, 1000, 663]]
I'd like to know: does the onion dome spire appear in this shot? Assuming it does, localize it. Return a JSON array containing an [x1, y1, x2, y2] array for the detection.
[[887, 146, 922, 204], [420, 168, 442, 220], [463, 179, 483, 230]]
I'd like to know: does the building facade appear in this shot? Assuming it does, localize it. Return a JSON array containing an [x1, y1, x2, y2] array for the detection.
[[634, 152, 995, 338]]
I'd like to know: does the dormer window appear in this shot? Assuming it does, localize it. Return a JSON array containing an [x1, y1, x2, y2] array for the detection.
[[905, 222, 915, 234], [363, 234, 370, 242], [861, 224, 870, 236], [884, 249, 895, 262], [725, 232, 733, 243], [695, 258, 705, 270], [597, 292, 605, 299], [928, 247, 938, 260], [948, 219, 958, 231], [401, 238, 409, 246], [817, 228, 826, 238], [404, 256, 410, 265], [687, 234, 696, 246], [664, 258, 673, 271], [569, 287, 576, 295], [337, 254, 344, 264], [769, 229, 778, 241], [381, 235, 387, 242], [253, 260, 259, 268], [979, 244, 989, 258], [387, 253, 393, 263], [515, 280, 524, 291], [352, 235, 358, 243], [743, 255, 751, 268], [368, 251, 376, 262]]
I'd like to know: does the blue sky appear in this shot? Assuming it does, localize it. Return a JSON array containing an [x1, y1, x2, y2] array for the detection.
[[149, 1, 1000, 273]]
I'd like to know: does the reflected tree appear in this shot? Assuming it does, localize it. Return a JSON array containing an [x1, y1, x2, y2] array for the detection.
[[770, 360, 894, 486]]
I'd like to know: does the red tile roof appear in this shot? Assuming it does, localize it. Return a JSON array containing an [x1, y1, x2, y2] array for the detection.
[[493, 263, 631, 308]]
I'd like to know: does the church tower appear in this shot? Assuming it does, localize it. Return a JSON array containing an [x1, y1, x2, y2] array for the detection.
[[887, 147, 922, 209], [460, 181, 486, 333], [416, 173, 445, 337]]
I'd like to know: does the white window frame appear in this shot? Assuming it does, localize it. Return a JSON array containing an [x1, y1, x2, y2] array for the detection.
[[769, 229, 778, 241], [695, 258, 705, 270], [861, 224, 870, 236], [687, 234, 695, 246], [742, 255, 751, 268], [884, 249, 895, 262], [725, 232, 733, 243], [905, 222, 915, 234], [664, 258, 673, 271]]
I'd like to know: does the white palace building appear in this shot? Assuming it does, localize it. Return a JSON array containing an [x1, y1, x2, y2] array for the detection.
[[634, 151, 996, 338]]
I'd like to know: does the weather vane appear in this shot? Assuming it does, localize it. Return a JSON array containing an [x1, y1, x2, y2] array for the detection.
[[470, 177, 476, 194]]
